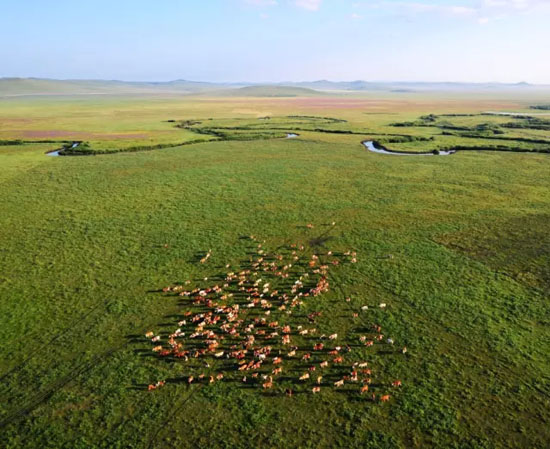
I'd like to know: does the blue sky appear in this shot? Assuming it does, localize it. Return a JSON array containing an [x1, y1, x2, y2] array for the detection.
[[1, 0, 549, 83]]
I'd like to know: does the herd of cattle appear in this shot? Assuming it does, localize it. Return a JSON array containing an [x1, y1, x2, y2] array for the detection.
[[145, 232, 403, 401]]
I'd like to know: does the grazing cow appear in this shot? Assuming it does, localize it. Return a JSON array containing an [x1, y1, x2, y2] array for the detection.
[[252, 361, 262, 370], [380, 395, 391, 402], [334, 379, 344, 387], [174, 351, 188, 360], [329, 334, 338, 340], [333, 356, 343, 363], [312, 387, 321, 394], [263, 377, 273, 389], [320, 361, 329, 368], [317, 376, 323, 385], [392, 380, 402, 387], [299, 373, 310, 381], [200, 251, 211, 264], [360, 385, 369, 394]]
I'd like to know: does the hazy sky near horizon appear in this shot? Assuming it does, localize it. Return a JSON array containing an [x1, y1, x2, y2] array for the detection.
[[1, 0, 549, 83]]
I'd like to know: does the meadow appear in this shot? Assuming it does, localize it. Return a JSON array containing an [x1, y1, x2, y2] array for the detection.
[[1, 91, 549, 448]]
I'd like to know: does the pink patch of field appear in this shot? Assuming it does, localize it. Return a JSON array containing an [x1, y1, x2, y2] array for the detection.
[[0, 130, 149, 140], [281, 98, 391, 109]]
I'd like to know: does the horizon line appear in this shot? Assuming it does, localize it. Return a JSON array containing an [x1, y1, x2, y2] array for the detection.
[[1, 76, 548, 86]]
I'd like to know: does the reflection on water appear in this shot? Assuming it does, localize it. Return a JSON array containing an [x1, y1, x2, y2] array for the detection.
[[46, 142, 80, 157], [363, 141, 455, 156]]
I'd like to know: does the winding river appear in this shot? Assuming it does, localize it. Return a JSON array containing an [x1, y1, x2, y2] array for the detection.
[[363, 140, 456, 156], [47, 142, 80, 156], [484, 111, 550, 117], [44, 135, 545, 158]]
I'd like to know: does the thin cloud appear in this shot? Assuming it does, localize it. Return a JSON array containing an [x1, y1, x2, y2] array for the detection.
[[481, 0, 550, 15], [362, 0, 549, 23], [390, 2, 476, 17], [244, 0, 278, 6], [294, 0, 322, 11], [483, 0, 547, 10]]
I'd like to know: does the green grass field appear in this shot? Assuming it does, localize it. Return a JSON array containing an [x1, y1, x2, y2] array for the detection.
[[1, 92, 549, 448]]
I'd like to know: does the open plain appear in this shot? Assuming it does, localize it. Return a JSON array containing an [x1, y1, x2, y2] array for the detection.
[[1, 88, 550, 448]]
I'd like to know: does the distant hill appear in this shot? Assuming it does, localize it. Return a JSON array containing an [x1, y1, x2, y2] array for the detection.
[[2, 77, 549, 97], [284, 80, 550, 92], [0, 78, 232, 97], [212, 85, 324, 97]]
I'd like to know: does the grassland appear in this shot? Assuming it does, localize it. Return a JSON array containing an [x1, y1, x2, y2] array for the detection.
[[1, 92, 549, 448]]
